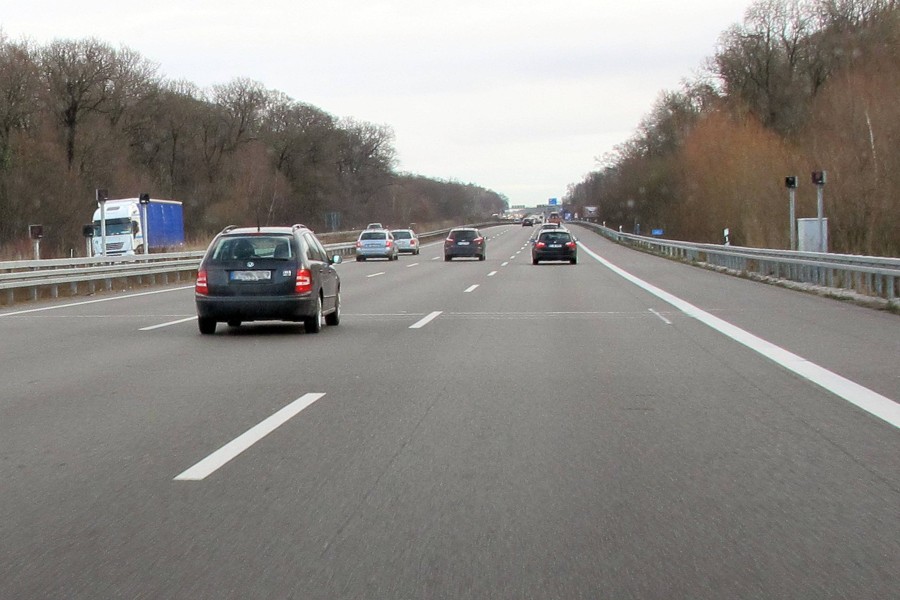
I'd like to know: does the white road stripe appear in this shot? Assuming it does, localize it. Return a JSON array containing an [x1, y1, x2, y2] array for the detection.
[[648, 308, 672, 325], [487, 271, 498, 277], [410, 311, 442, 329], [0, 286, 194, 317], [501, 262, 509, 267], [174, 392, 326, 481], [579, 243, 900, 429], [367, 272, 385, 278], [406, 263, 419, 268], [140, 316, 197, 331], [464, 285, 479, 293]]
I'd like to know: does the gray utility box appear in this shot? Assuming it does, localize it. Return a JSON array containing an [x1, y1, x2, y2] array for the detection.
[[797, 217, 828, 253]]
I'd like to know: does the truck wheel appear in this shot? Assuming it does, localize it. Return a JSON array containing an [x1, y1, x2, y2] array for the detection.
[[198, 317, 217, 335]]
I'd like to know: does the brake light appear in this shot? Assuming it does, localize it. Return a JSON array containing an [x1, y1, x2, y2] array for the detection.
[[386, 239, 393, 247], [410, 239, 417, 246], [356, 241, 362, 248], [566, 242, 576, 248], [295, 268, 312, 294], [536, 242, 546, 249], [195, 269, 208, 295], [474, 237, 484, 244]]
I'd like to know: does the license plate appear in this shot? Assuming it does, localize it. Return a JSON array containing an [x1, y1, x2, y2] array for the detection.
[[457, 241, 470, 245], [549, 244, 562, 248], [230, 270, 271, 281]]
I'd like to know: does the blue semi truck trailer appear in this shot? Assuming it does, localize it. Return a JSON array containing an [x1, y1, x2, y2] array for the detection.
[[92, 198, 185, 256]]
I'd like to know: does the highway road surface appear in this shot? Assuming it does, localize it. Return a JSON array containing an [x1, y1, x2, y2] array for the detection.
[[1, 224, 897, 599]]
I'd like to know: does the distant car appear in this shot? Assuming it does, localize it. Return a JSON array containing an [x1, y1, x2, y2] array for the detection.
[[548, 211, 562, 225], [366, 222, 383, 229], [522, 218, 534, 227], [532, 228, 577, 264], [356, 229, 398, 261], [444, 227, 485, 261], [391, 229, 420, 254], [194, 224, 342, 334]]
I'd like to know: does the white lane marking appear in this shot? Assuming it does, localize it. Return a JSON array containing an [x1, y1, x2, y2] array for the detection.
[[175, 392, 326, 481], [432, 256, 440, 261], [0, 286, 194, 317], [406, 263, 419, 268], [501, 262, 509, 267], [649, 309, 672, 325], [367, 272, 385, 278], [464, 285, 479, 293], [140, 316, 197, 331], [487, 271, 498, 277], [410, 311, 442, 329], [509, 256, 516, 260], [579, 243, 900, 429]]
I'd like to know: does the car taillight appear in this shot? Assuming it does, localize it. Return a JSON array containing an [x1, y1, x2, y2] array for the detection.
[[295, 269, 312, 294], [536, 242, 547, 249], [195, 269, 208, 295], [474, 237, 484, 244], [386, 240, 393, 247], [410, 239, 417, 245], [445, 238, 453, 245], [566, 242, 576, 248], [356, 241, 362, 248]]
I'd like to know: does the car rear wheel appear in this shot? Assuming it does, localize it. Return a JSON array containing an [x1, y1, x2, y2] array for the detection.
[[304, 295, 323, 334], [479, 254, 485, 261], [198, 317, 217, 335], [325, 290, 341, 326], [444, 255, 451, 261], [570, 257, 577, 264], [532, 258, 539, 265]]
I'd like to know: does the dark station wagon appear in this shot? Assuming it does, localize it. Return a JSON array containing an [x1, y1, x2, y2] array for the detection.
[[195, 225, 342, 334]]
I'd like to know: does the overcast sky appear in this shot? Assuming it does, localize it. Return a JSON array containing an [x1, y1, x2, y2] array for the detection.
[[3, 0, 752, 207]]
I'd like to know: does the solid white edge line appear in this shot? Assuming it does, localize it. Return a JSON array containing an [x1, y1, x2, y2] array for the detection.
[[410, 311, 442, 329], [174, 392, 326, 481], [464, 284, 479, 293], [140, 316, 197, 331], [0, 285, 195, 317], [578, 242, 900, 429]]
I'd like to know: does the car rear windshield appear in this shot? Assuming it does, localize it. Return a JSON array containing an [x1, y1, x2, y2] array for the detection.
[[450, 230, 477, 240], [360, 231, 387, 241], [392, 231, 412, 239], [539, 232, 572, 243], [210, 235, 293, 261]]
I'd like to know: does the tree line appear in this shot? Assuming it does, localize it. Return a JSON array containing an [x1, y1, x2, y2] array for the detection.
[[0, 35, 508, 258], [566, 0, 899, 256]]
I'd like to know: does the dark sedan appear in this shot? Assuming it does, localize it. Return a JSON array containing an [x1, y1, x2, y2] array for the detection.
[[195, 224, 342, 334], [444, 227, 486, 261], [532, 229, 577, 264]]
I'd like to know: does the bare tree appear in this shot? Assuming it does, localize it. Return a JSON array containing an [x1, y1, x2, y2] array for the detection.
[[39, 38, 119, 169]]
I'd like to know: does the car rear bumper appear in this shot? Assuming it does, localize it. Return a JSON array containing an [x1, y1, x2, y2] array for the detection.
[[196, 294, 317, 321], [533, 249, 576, 261]]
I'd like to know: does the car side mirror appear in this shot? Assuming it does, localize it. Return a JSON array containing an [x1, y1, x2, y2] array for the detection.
[[331, 255, 343, 265]]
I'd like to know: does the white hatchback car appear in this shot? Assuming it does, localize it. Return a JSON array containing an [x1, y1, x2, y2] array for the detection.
[[390, 229, 420, 255], [355, 229, 398, 261]]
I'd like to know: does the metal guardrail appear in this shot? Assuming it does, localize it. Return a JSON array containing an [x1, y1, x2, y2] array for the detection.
[[0, 224, 495, 306], [577, 222, 900, 306]]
